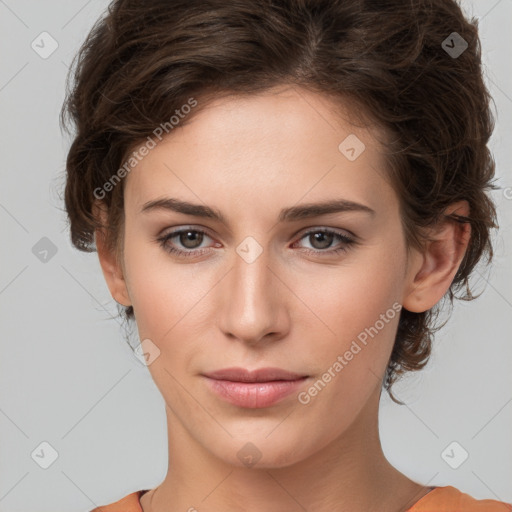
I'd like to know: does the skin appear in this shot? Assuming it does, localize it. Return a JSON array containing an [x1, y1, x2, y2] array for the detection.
[[95, 85, 470, 512]]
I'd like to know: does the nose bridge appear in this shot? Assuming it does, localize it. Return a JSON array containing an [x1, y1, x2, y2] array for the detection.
[[218, 238, 286, 342]]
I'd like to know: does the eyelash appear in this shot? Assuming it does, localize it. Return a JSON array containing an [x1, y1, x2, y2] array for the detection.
[[156, 227, 356, 259]]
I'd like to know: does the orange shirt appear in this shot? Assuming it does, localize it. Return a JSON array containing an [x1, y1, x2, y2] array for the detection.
[[90, 486, 512, 512]]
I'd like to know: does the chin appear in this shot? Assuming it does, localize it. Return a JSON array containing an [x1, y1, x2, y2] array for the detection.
[[211, 432, 315, 470]]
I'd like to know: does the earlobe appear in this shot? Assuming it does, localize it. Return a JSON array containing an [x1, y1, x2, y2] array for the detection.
[[93, 201, 132, 308], [402, 201, 471, 313]]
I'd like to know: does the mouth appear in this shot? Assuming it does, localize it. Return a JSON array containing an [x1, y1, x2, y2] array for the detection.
[[203, 367, 308, 382], [201, 367, 309, 408]]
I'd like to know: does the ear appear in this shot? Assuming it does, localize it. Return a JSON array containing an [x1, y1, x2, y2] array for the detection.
[[93, 200, 132, 307], [403, 200, 471, 313]]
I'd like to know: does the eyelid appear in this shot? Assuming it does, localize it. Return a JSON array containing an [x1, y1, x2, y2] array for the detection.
[[158, 225, 215, 240], [158, 224, 357, 244], [292, 227, 357, 254], [294, 225, 357, 241], [156, 225, 358, 260]]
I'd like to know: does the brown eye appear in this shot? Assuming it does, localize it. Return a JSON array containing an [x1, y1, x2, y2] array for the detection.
[[157, 228, 214, 258], [178, 230, 204, 249], [294, 228, 356, 257], [308, 231, 335, 250]]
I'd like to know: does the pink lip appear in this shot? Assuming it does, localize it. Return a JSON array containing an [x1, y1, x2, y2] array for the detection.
[[204, 367, 307, 382], [202, 367, 309, 408]]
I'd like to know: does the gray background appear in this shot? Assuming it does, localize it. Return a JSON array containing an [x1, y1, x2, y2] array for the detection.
[[0, 0, 511, 510]]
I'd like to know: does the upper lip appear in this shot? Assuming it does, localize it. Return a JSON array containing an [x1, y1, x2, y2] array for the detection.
[[203, 367, 308, 382]]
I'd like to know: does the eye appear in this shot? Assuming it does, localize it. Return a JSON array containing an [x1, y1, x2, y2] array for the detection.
[[293, 228, 356, 256], [156, 227, 356, 259], [157, 228, 216, 258]]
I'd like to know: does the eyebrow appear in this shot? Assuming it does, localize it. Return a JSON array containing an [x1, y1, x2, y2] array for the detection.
[[140, 197, 375, 223]]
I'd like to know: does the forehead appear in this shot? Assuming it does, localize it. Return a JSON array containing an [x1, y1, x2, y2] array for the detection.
[[123, 86, 394, 217]]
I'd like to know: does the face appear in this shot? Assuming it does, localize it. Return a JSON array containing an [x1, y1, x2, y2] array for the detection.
[[104, 86, 419, 468]]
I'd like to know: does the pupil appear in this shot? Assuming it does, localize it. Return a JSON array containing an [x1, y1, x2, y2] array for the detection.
[[312, 232, 332, 249], [181, 231, 202, 249]]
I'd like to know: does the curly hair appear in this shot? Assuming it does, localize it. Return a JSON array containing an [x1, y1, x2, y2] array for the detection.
[[60, 0, 497, 404]]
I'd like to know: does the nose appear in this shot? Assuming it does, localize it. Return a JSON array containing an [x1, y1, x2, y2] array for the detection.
[[217, 244, 290, 346]]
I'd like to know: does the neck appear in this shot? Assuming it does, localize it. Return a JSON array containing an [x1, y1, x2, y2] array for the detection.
[[141, 389, 429, 512]]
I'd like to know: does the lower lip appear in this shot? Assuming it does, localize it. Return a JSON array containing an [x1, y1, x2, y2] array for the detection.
[[204, 377, 308, 408]]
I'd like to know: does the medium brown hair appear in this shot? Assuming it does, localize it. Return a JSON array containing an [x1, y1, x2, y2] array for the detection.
[[61, 0, 497, 403]]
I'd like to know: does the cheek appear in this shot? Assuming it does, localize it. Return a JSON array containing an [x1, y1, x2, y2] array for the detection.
[[124, 218, 406, 361], [122, 236, 225, 373], [296, 242, 405, 342], [293, 276, 402, 439], [121, 236, 185, 338], [302, 281, 400, 392], [291, 242, 406, 401]]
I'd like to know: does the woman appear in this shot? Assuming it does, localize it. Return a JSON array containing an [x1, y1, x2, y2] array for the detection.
[[61, 0, 511, 510]]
